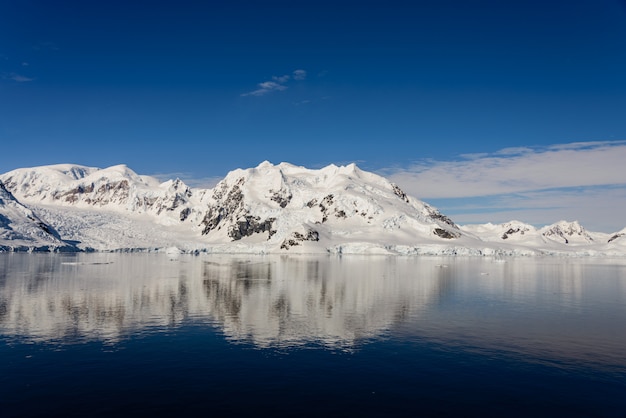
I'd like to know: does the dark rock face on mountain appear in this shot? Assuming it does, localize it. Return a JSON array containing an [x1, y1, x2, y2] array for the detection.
[[229, 216, 277, 241], [200, 177, 276, 240], [433, 228, 461, 239], [501, 224, 533, 240], [280, 228, 320, 250]]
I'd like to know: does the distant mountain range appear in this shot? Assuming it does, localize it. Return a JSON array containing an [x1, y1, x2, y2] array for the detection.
[[1, 162, 625, 255]]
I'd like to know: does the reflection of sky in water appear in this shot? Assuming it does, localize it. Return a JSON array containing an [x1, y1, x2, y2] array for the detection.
[[1, 254, 625, 370]]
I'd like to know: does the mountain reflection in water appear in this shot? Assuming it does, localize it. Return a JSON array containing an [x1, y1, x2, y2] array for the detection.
[[1, 253, 625, 370], [0, 254, 441, 348]]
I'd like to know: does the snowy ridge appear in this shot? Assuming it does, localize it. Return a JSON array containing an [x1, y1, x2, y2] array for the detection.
[[1, 164, 200, 226], [1, 162, 625, 256], [607, 227, 626, 246]]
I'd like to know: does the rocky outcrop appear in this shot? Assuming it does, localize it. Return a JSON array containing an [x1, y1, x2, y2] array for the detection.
[[425, 205, 457, 228], [200, 177, 277, 242], [433, 228, 461, 239], [501, 223, 533, 240], [391, 184, 409, 203], [229, 216, 276, 241], [280, 228, 320, 249], [201, 177, 245, 235]]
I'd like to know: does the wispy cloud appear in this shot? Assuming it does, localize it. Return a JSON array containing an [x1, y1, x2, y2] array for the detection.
[[241, 81, 288, 97], [384, 141, 626, 231], [241, 69, 307, 97], [2, 72, 34, 82], [292, 69, 306, 80], [272, 75, 290, 83], [387, 141, 626, 199]]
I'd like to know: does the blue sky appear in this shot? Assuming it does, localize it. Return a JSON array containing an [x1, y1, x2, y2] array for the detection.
[[1, 0, 626, 231]]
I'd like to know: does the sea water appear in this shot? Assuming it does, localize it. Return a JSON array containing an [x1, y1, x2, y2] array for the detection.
[[1, 253, 625, 417]]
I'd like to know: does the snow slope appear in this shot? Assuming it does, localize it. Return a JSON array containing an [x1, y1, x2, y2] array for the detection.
[[1, 162, 625, 256], [0, 180, 72, 251]]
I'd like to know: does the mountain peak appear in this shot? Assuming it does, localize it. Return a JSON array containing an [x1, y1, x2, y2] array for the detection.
[[256, 160, 274, 169], [541, 220, 593, 244]]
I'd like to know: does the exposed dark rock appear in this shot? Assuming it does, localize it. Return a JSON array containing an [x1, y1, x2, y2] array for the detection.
[[212, 179, 238, 201], [433, 228, 460, 239], [60, 183, 95, 203], [37, 221, 53, 235], [293, 229, 319, 241], [1, 179, 15, 193], [0, 213, 11, 229], [201, 178, 245, 235], [66, 180, 130, 206], [391, 183, 409, 203], [335, 209, 347, 219], [228, 216, 276, 241], [280, 228, 320, 249], [426, 206, 457, 228], [319, 194, 334, 223], [321, 194, 334, 205], [280, 239, 298, 249], [306, 199, 318, 208], [502, 227, 527, 240], [608, 233, 625, 243], [270, 189, 292, 208], [179, 207, 191, 222]]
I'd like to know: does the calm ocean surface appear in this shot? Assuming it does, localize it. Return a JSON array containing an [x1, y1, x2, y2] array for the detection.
[[1, 253, 625, 417]]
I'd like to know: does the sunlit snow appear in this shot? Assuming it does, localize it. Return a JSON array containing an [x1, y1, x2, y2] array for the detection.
[[1, 162, 624, 256]]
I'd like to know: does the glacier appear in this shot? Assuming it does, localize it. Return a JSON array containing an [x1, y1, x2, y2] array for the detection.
[[0, 161, 624, 256]]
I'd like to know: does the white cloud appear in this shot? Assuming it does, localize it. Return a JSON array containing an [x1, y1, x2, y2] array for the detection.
[[273, 75, 290, 83], [241, 81, 288, 97], [241, 69, 306, 97], [385, 141, 626, 232], [292, 69, 306, 80], [387, 141, 626, 199]]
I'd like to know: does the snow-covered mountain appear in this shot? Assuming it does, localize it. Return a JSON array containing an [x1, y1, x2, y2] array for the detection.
[[607, 227, 626, 246], [1, 162, 465, 253], [0, 180, 72, 251], [0, 164, 198, 225], [460, 220, 608, 248], [196, 161, 464, 253], [1, 162, 624, 256], [461, 220, 539, 242], [540, 220, 596, 244]]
